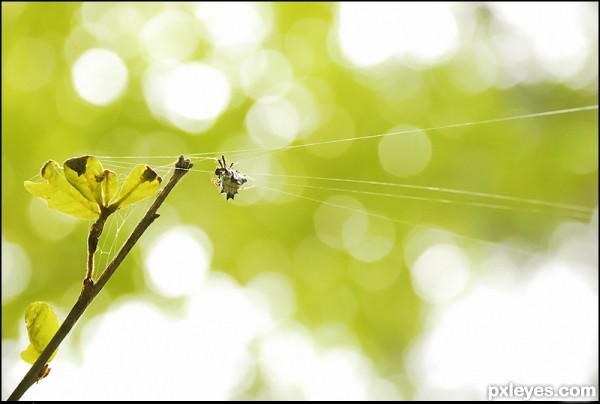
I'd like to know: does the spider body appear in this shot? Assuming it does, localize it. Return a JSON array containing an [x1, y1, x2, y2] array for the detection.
[[213, 154, 248, 200]]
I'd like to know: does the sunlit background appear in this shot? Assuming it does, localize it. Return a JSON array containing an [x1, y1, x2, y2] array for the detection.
[[2, 2, 598, 400]]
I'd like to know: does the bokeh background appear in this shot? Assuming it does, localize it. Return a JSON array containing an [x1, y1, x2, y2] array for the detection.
[[2, 2, 598, 400]]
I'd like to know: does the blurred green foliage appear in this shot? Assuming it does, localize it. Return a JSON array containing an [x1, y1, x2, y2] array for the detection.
[[2, 2, 597, 398]]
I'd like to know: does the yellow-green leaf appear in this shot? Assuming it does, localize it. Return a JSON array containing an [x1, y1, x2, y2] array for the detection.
[[111, 165, 162, 209], [63, 156, 105, 206], [20, 302, 60, 365], [102, 169, 118, 206], [20, 343, 40, 365], [24, 160, 101, 220]]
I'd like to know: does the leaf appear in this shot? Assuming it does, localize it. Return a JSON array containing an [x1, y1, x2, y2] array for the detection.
[[25, 157, 163, 218], [63, 156, 105, 206], [20, 302, 60, 365], [24, 160, 101, 220], [111, 165, 162, 209], [20, 343, 40, 365], [102, 169, 118, 206]]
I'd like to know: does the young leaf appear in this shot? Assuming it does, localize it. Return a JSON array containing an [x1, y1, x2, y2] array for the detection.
[[111, 165, 162, 209], [20, 302, 60, 365], [101, 169, 118, 206], [63, 156, 105, 206], [24, 160, 101, 220]]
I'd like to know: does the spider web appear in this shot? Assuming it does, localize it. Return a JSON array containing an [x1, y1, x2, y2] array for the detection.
[[95, 104, 598, 258]]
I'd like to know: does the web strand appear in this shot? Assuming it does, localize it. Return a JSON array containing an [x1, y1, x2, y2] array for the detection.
[[254, 184, 545, 258], [95, 104, 598, 161], [246, 173, 595, 216], [252, 179, 592, 220]]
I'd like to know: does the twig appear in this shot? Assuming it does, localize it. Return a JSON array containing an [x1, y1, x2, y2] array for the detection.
[[8, 156, 193, 401]]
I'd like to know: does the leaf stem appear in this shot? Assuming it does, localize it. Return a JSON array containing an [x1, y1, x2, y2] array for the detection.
[[85, 208, 111, 282], [8, 156, 193, 401]]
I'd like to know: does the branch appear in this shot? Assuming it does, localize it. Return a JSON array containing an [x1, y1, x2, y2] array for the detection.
[[8, 156, 193, 401]]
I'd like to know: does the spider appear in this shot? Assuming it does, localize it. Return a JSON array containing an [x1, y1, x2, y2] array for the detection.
[[212, 154, 248, 200]]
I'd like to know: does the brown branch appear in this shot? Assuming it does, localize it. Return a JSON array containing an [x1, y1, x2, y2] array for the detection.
[[8, 156, 193, 401]]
